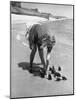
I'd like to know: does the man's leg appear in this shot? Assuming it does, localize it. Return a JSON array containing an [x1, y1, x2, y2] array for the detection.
[[29, 45, 37, 72], [46, 46, 52, 70], [38, 46, 46, 71]]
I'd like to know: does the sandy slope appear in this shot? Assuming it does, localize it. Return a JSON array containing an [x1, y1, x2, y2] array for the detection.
[[11, 14, 73, 98]]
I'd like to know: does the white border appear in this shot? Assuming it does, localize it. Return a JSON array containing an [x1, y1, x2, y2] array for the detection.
[[0, 0, 75, 100]]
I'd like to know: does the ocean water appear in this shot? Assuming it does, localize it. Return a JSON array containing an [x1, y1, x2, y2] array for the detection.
[[11, 15, 73, 98]]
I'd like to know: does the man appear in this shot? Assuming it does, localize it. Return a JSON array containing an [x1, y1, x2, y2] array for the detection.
[[25, 23, 56, 75]]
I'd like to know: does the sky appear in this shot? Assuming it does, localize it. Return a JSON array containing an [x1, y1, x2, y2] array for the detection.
[[21, 2, 73, 18]]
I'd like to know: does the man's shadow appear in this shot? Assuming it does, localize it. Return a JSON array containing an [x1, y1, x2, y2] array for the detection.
[[18, 62, 44, 78]]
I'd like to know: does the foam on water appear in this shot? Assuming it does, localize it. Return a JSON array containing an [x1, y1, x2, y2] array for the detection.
[[12, 14, 48, 24]]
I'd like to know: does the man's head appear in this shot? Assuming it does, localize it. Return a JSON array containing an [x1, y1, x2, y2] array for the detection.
[[51, 35, 56, 46]]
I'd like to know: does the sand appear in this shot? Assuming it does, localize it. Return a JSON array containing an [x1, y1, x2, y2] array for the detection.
[[11, 14, 73, 98]]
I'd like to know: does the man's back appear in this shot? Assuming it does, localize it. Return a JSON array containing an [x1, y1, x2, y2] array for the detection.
[[28, 22, 55, 49]]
